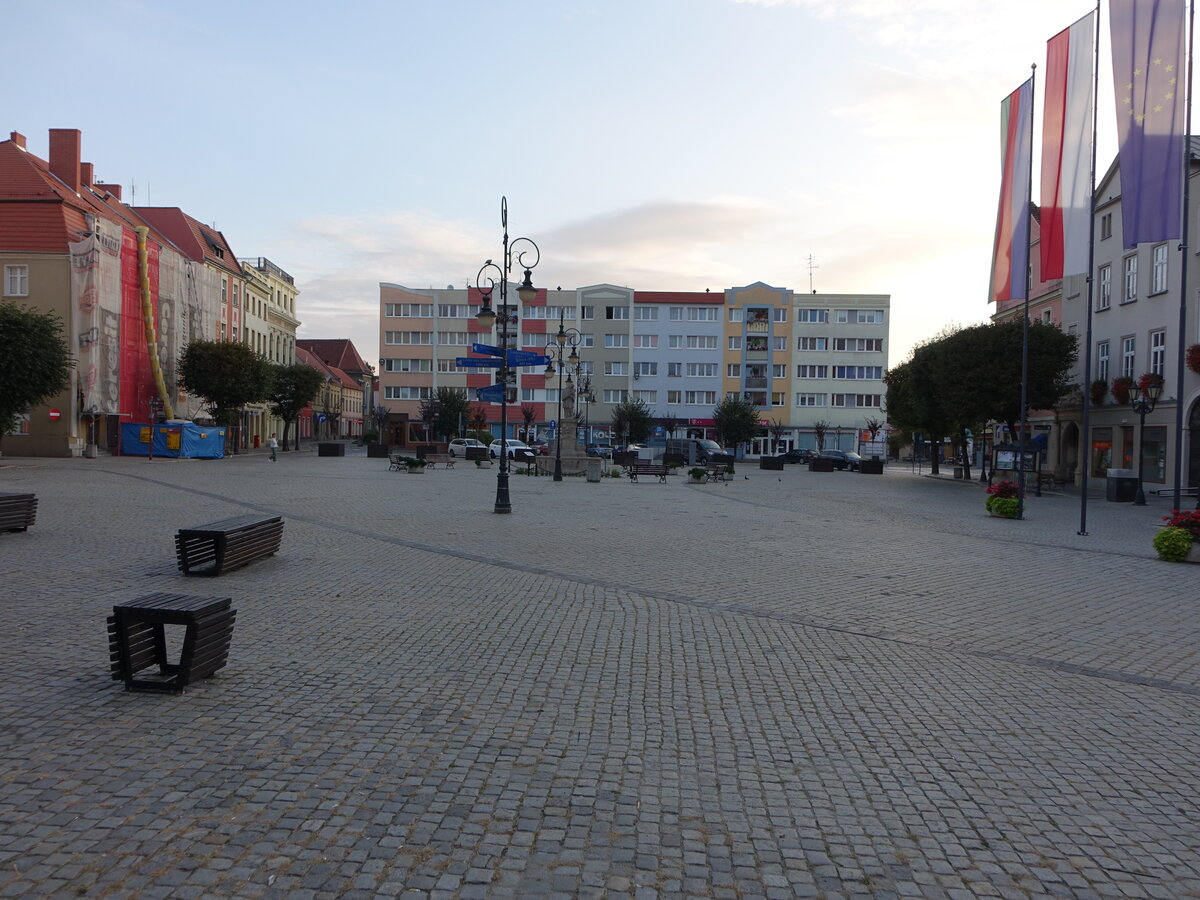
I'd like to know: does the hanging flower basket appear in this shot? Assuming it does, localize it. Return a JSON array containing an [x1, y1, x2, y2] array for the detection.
[[1137, 372, 1164, 392], [1187, 344, 1200, 375], [1111, 376, 1134, 405], [1089, 379, 1107, 406]]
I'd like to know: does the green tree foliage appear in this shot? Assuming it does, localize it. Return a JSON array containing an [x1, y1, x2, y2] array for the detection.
[[0, 303, 73, 450], [432, 387, 469, 441], [268, 363, 324, 451], [179, 340, 274, 429], [610, 397, 653, 445], [712, 396, 759, 450]]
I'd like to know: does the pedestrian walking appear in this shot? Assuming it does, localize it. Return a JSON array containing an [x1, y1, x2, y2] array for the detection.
[[268, 433, 278, 462]]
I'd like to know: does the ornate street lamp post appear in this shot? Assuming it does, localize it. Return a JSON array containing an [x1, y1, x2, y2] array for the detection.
[[475, 197, 540, 514], [543, 310, 582, 482], [1128, 378, 1163, 506]]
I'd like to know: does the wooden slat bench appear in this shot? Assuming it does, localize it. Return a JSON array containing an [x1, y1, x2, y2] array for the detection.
[[628, 463, 670, 483], [175, 514, 283, 576], [706, 464, 728, 483], [388, 454, 406, 471], [108, 592, 236, 693], [421, 453, 455, 469], [0, 492, 37, 533]]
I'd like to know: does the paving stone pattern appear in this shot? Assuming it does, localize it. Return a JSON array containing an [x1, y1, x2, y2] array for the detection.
[[1, 451, 1198, 898]]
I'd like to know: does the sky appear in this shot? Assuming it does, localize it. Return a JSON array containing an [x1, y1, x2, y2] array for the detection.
[[8, 0, 1129, 368]]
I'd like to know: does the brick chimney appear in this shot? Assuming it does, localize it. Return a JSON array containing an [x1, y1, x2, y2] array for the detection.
[[96, 182, 122, 201], [80, 162, 94, 188], [9, 131, 26, 149], [48, 128, 82, 193]]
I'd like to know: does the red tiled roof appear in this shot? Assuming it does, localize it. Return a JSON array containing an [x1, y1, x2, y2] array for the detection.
[[134, 207, 242, 276], [296, 339, 371, 376], [328, 366, 362, 392], [296, 346, 338, 380], [634, 291, 724, 305]]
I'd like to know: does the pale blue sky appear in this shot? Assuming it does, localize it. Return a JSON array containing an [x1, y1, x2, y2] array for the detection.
[[8, 0, 1122, 365]]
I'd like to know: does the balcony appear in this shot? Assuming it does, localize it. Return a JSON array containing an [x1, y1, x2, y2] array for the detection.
[[745, 376, 767, 389], [746, 320, 769, 334], [743, 392, 768, 407]]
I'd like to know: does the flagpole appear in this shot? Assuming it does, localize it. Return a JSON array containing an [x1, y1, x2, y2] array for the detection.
[[1078, 1, 1101, 536], [1173, 0, 1195, 511], [1017, 63, 1036, 520]]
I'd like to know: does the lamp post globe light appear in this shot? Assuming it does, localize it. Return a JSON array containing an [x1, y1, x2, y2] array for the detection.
[[475, 197, 540, 514], [1128, 378, 1163, 506], [543, 309, 582, 482]]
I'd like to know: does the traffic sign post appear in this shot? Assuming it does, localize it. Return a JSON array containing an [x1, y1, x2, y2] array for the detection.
[[506, 350, 550, 367], [455, 357, 503, 368], [472, 342, 503, 357]]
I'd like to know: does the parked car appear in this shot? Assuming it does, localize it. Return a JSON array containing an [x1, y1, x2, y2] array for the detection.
[[527, 438, 551, 456], [818, 449, 864, 471], [586, 444, 613, 458], [448, 438, 485, 457], [489, 439, 534, 459], [776, 448, 815, 464]]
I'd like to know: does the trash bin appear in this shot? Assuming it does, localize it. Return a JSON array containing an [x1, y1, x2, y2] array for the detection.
[[587, 458, 602, 483], [1105, 468, 1138, 502]]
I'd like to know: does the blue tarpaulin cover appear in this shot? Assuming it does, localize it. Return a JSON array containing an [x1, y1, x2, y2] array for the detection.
[[120, 422, 225, 458]]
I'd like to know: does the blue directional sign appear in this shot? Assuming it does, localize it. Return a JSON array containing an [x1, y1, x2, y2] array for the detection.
[[475, 385, 506, 402], [507, 350, 551, 366], [472, 342, 503, 357], [455, 357, 502, 368]]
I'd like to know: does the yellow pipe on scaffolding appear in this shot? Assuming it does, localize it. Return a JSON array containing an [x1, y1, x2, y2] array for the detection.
[[136, 226, 175, 420]]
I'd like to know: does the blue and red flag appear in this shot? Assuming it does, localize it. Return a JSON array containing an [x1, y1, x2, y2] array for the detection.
[[991, 78, 1033, 303]]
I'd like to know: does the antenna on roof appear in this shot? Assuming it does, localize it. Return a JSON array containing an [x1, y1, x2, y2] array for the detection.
[[806, 254, 819, 294]]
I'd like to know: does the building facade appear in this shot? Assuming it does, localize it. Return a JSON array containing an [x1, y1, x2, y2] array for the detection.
[[377, 280, 890, 453]]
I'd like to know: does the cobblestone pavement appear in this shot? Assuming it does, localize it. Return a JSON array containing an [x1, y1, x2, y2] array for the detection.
[[1, 450, 1198, 899]]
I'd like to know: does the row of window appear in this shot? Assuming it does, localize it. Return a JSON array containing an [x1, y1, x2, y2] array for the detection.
[[1095, 329, 1167, 381], [1096, 244, 1169, 310]]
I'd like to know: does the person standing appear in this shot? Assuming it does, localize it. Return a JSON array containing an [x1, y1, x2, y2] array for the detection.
[[268, 433, 278, 462]]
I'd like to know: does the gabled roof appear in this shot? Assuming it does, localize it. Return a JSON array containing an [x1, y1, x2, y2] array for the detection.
[[134, 207, 243, 276], [328, 365, 363, 392], [296, 346, 339, 380], [296, 339, 371, 376]]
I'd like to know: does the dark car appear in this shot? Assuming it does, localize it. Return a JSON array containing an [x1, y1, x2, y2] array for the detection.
[[818, 449, 864, 471], [586, 444, 613, 458], [776, 448, 815, 464]]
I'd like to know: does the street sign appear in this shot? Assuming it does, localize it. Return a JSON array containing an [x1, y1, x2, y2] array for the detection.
[[475, 385, 506, 402], [455, 357, 502, 368], [472, 342, 503, 357], [48, 409, 61, 420], [506, 350, 549, 366]]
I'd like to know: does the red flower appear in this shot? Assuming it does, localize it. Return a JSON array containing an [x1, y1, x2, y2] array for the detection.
[[1163, 509, 1200, 540], [987, 480, 1019, 498]]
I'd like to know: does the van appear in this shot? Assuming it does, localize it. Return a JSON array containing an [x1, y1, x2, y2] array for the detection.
[[664, 437, 724, 465]]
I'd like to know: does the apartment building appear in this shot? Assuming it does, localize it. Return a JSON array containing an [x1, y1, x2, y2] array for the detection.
[[378, 280, 890, 453]]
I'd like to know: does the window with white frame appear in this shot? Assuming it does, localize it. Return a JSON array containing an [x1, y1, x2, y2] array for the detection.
[[604, 361, 628, 376], [771, 392, 786, 406], [634, 361, 657, 377], [384, 331, 432, 345], [728, 336, 742, 350], [438, 304, 470, 317], [835, 308, 884, 324], [603, 389, 628, 403], [385, 385, 432, 400], [798, 336, 828, 351], [831, 393, 882, 408], [1097, 341, 1109, 381], [384, 302, 433, 317], [633, 306, 657, 320], [605, 305, 628, 320], [832, 337, 884, 352], [685, 391, 717, 405], [1098, 265, 1111, 310], [1151, 329, 1166, 376], [796, 308, 829, 323], [667, 390, 682, 404], [604, 333, 629, 348], [687, 335, 717, 349], [686, 363, 718, 377], [668, 362, 682, 377], [771, 364, 787, 378], [1041, 309, 1052, 324], [437, 332, 469, 345], [796, 393, 826, 407], [633, 390, 657, 403], [728, 308, 743, 322], [1123, 256, 1137, 303], [1152, 244, 1169, 293], [1122, 336, 1136, 378], [581, 306, 594, 320], [1101, 212, 1112, 239], [668, 307, 685, 320], [727, 364, 741, 377], [382, 358, 432, 373], [833, 365, 883, 380], [668, 335, 684, 349], [687, 307, 717, 321], [797, 365, 828, 378], [772, 336, 787, 351], [579, 333, 594, 348], [633, 334, 658, 349]]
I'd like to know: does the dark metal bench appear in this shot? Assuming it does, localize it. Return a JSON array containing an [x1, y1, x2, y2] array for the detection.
[[175, 514, 283, 576], [706, 464, 727, 483], [628, 463, 670, 483], [107, 592, 236, 693], [420, 453, 456, 469], [0, 492, 37, 533]]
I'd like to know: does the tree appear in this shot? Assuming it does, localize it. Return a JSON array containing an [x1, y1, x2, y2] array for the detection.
[[321, 390, 343, 440], [368, 404, 390, 445], [610, 398, 652, 445], [0, 304, 73, 452], [767, 417, 788, 453], [179, 341, 274, 438], [432, 387, 469, 441], [712, 396, 759, 451], [468, 404, 489, 442], [268, 363, 324, 451], [519, 403, 538, 442], [661, 413, 680, 439], [812, 419, 830, 452]]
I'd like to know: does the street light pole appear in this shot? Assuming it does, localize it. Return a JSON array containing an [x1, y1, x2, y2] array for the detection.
[[544, 309, 581, 482], [1128, 378, 1163, 506], [475, 197, 540, 514]]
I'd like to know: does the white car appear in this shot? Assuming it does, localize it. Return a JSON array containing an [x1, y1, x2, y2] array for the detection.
[[489, 439, 534, 459], [448, 438, 485, 457]]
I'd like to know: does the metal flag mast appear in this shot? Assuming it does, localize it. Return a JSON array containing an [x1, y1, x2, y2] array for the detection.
[[1017, 63, 1036, 520], [1173, 0, 1196, 511], [1078, 1, 1102, 535]]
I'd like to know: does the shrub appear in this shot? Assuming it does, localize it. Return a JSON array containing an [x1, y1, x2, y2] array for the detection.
[[1162, 509, 1200, 540], [1153, 526, 1194, 562], [986, 480, 1019, 498], [688, 467, 708, 479], [987, 496, 1019, 518]]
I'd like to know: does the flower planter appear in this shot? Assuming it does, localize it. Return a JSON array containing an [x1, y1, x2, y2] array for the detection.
[[987, 508, 1018, 518], [859, 459, 884, 474], [688, 475, 707, 484], [809, 457, 836, 472], [406, 465, 426, 474]]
